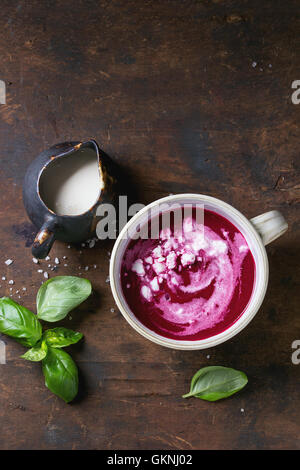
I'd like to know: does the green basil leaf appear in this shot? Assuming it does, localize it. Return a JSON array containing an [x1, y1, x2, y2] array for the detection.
[[43, 327, 83, 348], [182, 366, 248, 401], [21, 340, 48, 362], [37, 276, 92, 322], [42, 347, 78, 403], [0, 297, 42, 347]]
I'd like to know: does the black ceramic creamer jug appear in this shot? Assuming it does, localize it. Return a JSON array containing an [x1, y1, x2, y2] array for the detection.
[[23, 139, 119, 259]]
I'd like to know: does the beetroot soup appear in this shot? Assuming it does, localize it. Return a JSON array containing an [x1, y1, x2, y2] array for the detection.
[[120, 207, 255, 341]]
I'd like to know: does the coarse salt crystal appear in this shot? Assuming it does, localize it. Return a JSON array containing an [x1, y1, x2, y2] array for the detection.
[[2, 276, 6, 281], [44, 272, 49, 279], [54, 258, 59, 264], [45, 256, 50, 261], [5, 259, 13, 266], [32, 258, 39, 264], [8, 280, 14, 285]]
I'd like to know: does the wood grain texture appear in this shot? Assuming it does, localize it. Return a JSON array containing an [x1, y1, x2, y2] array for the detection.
[[0, 0, 299, 449]]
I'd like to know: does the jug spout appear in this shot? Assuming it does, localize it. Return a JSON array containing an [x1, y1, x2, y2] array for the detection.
[[32, 214, 57, 259]]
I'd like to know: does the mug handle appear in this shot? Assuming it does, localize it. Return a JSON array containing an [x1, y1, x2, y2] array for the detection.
[[250, 210, 288, 246], [32, 214, 57, 259]]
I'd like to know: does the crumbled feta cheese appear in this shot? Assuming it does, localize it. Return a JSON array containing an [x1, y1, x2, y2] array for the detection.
[[132, 259, 145, 276], [141, 285, 152, 301], [166, 251, 177, 269], [153, 262, 165, 274], [150, 277, 160, 292], [181, 253, 195, 267]]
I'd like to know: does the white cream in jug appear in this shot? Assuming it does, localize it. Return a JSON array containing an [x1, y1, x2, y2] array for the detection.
[[39, 148, 101, 216]]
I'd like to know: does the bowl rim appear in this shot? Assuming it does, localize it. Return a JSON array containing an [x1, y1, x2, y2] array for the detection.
[[109, 193, 269, 350]]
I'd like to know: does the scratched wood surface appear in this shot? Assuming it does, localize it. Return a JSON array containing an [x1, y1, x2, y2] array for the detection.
[[0, 0, 299, 450]]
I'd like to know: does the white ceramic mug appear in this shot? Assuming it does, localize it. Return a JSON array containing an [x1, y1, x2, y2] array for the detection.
[[109, 194, 288, 350]]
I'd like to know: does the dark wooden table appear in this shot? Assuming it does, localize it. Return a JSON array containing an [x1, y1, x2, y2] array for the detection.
[[0, 0, 299, 450]]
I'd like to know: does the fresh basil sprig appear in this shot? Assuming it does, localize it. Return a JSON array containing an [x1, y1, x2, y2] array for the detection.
[[42, 348, 79, 403], [37, 276, 92, 322], [183, 366, 248, 401], [0, 275, 90, 403], [0, 297, 42, 347]]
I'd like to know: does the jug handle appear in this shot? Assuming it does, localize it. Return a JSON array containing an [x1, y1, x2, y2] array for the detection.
[[32, 215, 57, 259]]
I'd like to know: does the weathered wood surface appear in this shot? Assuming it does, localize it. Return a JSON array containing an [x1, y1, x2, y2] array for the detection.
[[0, 0, 299, 450]]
